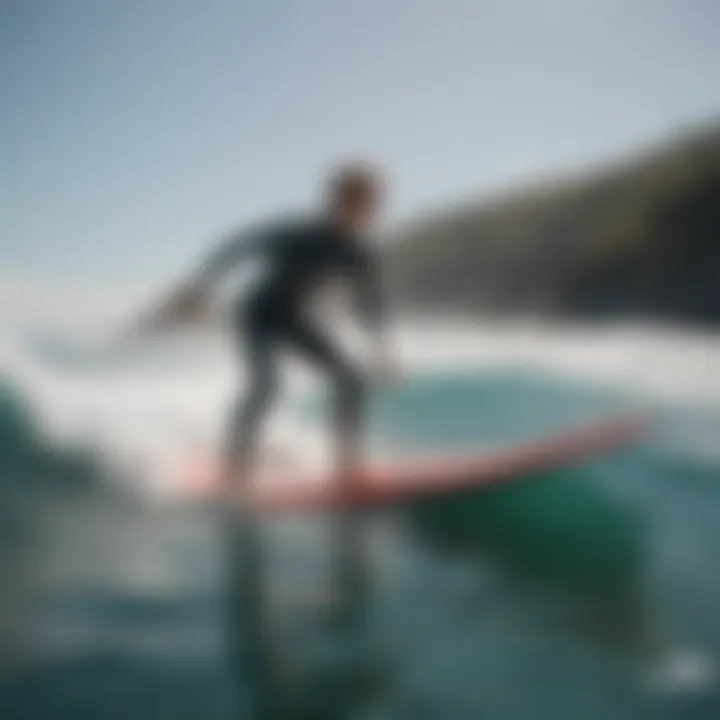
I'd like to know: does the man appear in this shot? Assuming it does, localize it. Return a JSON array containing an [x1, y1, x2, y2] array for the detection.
[[153, 160, 394, 496]]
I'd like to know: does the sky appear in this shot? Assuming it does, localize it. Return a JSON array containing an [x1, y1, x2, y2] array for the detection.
[[1, 0, 720, 322]]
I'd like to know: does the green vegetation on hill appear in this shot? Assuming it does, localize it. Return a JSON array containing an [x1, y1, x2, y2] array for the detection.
[[385, 123, 720, 323]]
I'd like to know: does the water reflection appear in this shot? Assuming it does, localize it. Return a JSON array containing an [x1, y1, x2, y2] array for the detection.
[[227, 509, 392, 719]]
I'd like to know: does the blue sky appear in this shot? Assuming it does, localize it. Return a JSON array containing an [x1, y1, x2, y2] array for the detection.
[[2, 0, 719, 299]]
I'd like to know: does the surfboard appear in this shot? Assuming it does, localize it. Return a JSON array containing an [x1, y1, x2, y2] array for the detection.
[[241, 414, 646, 513]]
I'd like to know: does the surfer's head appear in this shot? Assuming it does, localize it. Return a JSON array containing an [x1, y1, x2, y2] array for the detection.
[[325, 160, 386, 235]]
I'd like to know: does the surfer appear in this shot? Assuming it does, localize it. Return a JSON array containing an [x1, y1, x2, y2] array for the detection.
[[148, 160, 395, 497]]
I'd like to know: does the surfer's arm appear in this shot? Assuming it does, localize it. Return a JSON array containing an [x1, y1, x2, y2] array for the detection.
[[135, 226, 281, 335], [355, 251, 384, 331], [192, 227, 271, 290], [354, 249, 398, 380]]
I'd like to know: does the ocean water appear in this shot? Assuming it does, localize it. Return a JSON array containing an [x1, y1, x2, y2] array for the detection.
[[2, 320, 720, 719]]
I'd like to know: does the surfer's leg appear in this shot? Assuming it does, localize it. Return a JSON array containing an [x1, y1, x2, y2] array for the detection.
[[286, 317, 365, 488], [287, 318, 367, 619], [225, 329, 279, 493]]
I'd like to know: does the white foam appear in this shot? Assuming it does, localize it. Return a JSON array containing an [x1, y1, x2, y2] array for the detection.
[[392, 318, 720, 405], [4, 317, 720, 495]]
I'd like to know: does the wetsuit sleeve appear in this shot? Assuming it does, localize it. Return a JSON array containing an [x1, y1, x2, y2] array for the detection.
[[194, 221, 287, 288], [353, 248, 386, 332]]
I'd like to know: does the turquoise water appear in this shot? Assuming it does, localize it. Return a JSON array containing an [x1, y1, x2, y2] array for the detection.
[[3, 369, 720, 719], [295, 368, 634, 455]]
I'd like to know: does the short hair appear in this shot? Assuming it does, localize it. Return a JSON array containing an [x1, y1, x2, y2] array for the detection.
[[326, 161, 383, 207]]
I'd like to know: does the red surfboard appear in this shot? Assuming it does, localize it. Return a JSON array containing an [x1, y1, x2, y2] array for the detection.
[[230, 414, 646, 513]]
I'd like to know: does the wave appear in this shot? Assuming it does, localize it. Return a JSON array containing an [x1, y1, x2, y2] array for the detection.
[[3, 318, 720, 497], [0, 379, 102, 494]]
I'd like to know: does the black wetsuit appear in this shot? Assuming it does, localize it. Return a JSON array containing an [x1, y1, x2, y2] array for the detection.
[[200, 215, 385, 481], [242, 217, 382, 356]]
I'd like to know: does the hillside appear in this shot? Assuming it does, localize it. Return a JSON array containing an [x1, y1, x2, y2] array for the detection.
[[385, 124, 720, 324]]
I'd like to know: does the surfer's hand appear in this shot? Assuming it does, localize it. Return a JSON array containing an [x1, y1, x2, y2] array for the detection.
[[144, 284, 209, 331], [373, 354, 400, 386]]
